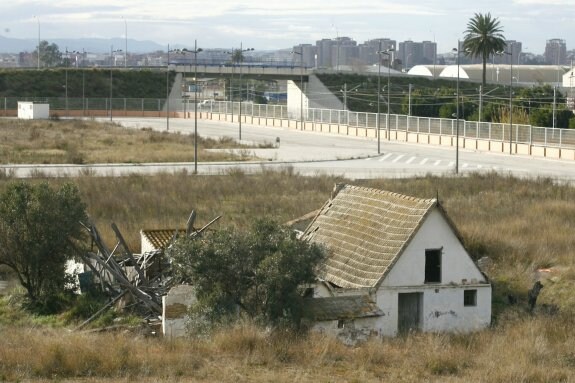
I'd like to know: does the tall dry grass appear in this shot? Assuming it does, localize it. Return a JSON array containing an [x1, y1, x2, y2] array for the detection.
[[1, 171, 575, 381], [1, 316, 574, 382], [0, 119, 261, 164]]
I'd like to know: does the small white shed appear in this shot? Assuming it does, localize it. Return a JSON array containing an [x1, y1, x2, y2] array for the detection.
[[18, 102, 49, 119], [302, 184, 491, 339]]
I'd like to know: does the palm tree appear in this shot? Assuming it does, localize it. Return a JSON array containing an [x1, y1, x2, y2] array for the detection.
[[463, 13, 506, 89]]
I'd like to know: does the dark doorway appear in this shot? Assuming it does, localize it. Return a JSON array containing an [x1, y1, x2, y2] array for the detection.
[[398, 292, 423, 334]]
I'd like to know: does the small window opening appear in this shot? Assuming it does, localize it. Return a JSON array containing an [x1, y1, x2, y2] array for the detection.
[[425, 249, 442, 283], [464, 290, 477, 307]]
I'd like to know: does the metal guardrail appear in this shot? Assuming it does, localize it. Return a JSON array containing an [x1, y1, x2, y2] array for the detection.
[[2, 97, 574, 149]]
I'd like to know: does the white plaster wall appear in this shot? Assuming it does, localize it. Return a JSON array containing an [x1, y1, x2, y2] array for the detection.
[[140, 232, 155, 254], [313, 282, 332, 298], [311, 316, 381, 344], [373, 208, 491, 335], [18, 102, 48, 119], [374, 285, 491, 336], [420, 285, 491, 333], [374, 289, 400, 336], [286, 80, 309, 120], [381, 208, 486, 287], [162, 284, 196, 338]]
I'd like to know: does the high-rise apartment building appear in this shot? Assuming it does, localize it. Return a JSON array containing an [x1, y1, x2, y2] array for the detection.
[[358, 38, 396, 66], [545, 39, 567, 65], [316, 38, 336, 68], [292, 43, 316, 68], [398, 40, 436, 69]]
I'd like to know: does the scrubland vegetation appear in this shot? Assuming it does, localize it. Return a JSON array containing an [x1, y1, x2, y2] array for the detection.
[[0, 119, 261, 164], [1, 170, 575, 382]]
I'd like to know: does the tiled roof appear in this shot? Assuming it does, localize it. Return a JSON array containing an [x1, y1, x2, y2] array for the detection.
[[303, 295, 383, 321], [302, 185, 436, 289], [141, 229, 186, 250]]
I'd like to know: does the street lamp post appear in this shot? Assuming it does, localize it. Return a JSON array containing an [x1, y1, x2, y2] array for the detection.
[[34, 16, 40, 69], [509, 52, 513, 154], [499, 46, 513, 154], [380, 47, 394, 143], [110, 46, 113, 121], [291, 48, 304, 129], [63, 48, 68, 117], [376, 44, 395, 154], [80, 49, 86, 116], [187, 41, 203, 174], [124, 18, 128, 68], [452, 43, 460, 174], [109, 46, 123, 121], [166, 44, 170, 130], [238, 43, 254, 141], [377, 42, 382, 154], [228, 47, 234, 122]]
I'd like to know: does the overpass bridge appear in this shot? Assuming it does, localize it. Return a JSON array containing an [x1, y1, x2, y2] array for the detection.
[[170, 63, 312, 82]]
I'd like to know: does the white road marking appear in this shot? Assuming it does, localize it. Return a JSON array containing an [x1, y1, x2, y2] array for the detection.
[[379, 153, 394, 162], [406, 156, 417, 164], [420, 158, 428, 165], [392, 154, 405, 163], [434, 160, 441, 166]]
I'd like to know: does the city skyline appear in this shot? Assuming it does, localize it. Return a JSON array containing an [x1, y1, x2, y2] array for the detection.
[[0, 0, 573, 54]]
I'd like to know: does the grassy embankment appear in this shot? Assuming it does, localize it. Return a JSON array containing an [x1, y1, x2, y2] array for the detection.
[[0, 119, 272, 164], [1, 171, 575, 381]]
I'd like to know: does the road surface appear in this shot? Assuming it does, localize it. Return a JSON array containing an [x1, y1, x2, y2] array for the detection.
[[2, 117, 575, 182]]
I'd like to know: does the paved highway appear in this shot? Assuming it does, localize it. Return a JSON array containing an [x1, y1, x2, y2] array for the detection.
[[3, 117, 575, 182]]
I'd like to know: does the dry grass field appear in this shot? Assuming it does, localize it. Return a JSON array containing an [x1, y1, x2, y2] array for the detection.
[[1, 169, 575, 381], [0, 119, 266, 164]]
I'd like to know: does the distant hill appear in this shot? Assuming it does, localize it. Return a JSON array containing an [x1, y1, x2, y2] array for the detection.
[[0, 35, 165, 54]]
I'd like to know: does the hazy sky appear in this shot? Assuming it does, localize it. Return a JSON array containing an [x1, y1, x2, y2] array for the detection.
[[1, 0, 573, 53]]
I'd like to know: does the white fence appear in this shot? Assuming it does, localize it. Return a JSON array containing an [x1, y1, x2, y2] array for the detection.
[[195, 100, 575, 149], [3, 96, 573, 149]]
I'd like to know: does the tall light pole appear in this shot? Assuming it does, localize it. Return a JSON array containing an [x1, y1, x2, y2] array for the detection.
[[380, 47, 394, 143], [124, 17, 128, 68], [81, 49, 86, 116], [110, 47, 122, 121], [190, 41, 203, 174], [166, 44, 171, 131], [452, 43, 460, 174], [291, 48, 304, 130], [110, 45, 113, 121], [500, 46, 513, 154], [64, 48, 69, 117], [34, 16, 40, 69], [376, 41, 382, 154], [226, 47, 234, 123], [238, 43, 254, 141]]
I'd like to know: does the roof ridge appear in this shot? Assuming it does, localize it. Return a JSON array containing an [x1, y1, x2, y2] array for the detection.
[[343, 184, 436, 204]]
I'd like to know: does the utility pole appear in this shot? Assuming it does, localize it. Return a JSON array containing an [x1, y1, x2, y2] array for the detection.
[[408, 84, 412, 115], [478, 85, 482, 123], [553, 85, 557, 130]]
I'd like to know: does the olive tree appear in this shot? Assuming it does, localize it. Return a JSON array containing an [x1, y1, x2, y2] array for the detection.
[[0, 181, 87, 303], [168, 219, 326, 329]]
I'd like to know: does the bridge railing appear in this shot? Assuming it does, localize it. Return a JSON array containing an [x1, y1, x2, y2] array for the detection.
[[2, 96, 574, 149]]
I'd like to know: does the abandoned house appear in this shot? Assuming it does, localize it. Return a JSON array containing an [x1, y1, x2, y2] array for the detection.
[[301, 184, 491, 340]]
